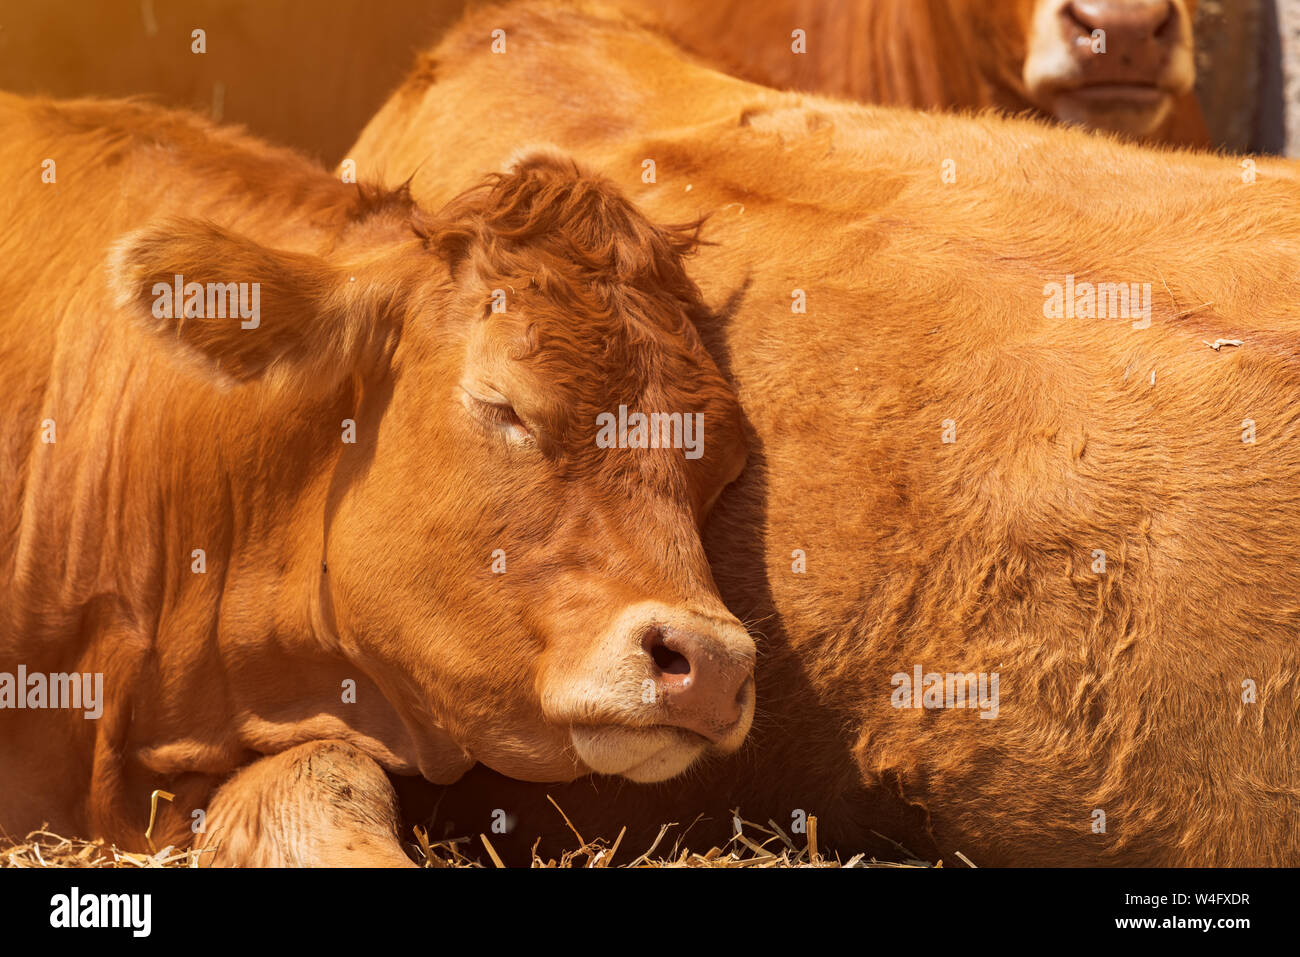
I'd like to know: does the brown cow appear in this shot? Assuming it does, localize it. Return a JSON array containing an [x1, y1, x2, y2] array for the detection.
[[349, 0, 1300, 866], [0, 92, 756, 865], [0, 0, 1210, 161], [609, 0, 1208, 145]]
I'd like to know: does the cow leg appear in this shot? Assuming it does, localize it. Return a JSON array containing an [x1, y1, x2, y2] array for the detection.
[[199, 740, 416, 867]]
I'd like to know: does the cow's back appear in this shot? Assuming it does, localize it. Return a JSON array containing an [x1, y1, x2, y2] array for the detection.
[[677, 112, 1300, 864]]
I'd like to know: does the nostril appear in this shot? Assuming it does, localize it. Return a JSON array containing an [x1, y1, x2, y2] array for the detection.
[[626, 616, 755, 744], [642, 626, 693, 677], [1154, 2, 1177, 38], [1063, 2, 1094, 33], [649, 637, 691, 677]]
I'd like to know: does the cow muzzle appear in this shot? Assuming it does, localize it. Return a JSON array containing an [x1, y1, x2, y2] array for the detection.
[[548, 602, 756, 783], [1023, 0, 1196, 137]]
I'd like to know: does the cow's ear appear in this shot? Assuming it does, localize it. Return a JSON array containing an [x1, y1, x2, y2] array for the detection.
[[107, 218, 398, 391]]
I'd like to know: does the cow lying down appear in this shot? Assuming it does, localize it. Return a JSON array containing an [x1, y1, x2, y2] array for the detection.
[[345, 0, 1300, 866], [0, 92, 757, 865]]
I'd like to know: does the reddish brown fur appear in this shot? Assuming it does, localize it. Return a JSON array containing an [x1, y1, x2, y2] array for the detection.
[[0, 91, 755, 862], [349, 0, 1300, 866], [607, 0, 1208, 145], [0, 0, 1207, 157]]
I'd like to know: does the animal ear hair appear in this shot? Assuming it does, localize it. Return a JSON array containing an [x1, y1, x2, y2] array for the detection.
[[106, 218, 399, 392], [424, 217, 478, 275]]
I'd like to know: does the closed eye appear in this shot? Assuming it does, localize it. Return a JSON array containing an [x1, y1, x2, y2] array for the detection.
[[462, 388, 534, 445], [479, 400, 529, 432]]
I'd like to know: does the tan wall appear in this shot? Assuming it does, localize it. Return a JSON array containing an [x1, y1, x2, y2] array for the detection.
[[0, 0, 471, 164]]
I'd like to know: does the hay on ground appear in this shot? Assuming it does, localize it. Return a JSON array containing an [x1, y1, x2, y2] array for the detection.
[[1, 808, 942, 868]]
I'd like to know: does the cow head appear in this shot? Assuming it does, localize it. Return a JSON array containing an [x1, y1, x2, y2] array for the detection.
[[1019, 0, 1198, 136], [107, 152, 755, 786]]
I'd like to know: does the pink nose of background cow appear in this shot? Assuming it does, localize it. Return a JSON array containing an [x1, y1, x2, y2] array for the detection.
[[1061, 0, 1182, 82], [642, 622, 751, 742]]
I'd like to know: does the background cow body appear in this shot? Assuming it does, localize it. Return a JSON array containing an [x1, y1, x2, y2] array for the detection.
[[350, 0, 1300, 865], [0, 91, 756, 861], [2, 0, 1261, 157], [610, 0, 1209, 145]]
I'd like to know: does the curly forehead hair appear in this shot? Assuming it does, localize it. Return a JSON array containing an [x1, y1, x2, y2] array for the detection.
[[413, 153, 714, 390]]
